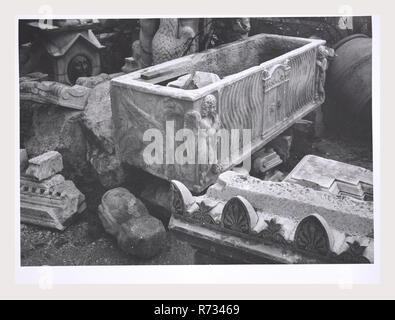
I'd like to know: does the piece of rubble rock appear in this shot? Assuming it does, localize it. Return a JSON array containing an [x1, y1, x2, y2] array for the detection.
[[166, 74, 190, 88], [98, 187, 166, 259], [268, 134, 293, 162], [88, 148, 125, 188], [20, 149, 28, 172], [20, 175, 86, 230], [25, 151, 63, 181], [20, 78, 91, 110], [182, 71, 221, 89], [83, 81, 125, 188], [76, 73, 110, 89], [24, 104, 89, 180]]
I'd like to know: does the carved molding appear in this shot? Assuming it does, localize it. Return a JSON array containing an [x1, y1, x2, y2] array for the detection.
[[20, 79, 91, 110]]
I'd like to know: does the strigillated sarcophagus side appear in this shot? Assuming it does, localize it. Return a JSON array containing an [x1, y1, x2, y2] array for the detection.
[[111, 33, 328, 193]]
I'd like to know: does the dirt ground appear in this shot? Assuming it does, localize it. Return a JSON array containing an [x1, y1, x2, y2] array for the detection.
[[20, 122, 373, 266]]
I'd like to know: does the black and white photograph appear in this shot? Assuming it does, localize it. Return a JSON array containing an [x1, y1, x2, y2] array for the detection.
[[17, 15, 375, 271]]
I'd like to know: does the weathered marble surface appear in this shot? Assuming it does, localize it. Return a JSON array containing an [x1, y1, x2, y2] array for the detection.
[[169, 171, 374, 263], [25, 151, 63, 181], [111, 34, 328, 193], [98, 188, 166, 258]]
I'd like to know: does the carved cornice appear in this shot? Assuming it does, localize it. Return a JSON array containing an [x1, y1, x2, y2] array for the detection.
[[20, 78, 91, 110], [170, 179, 373, 264]]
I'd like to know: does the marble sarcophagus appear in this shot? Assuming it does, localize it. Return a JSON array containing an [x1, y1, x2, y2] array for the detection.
[[111, 34, 328, 192]]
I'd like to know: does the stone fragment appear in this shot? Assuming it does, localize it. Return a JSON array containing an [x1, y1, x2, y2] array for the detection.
[[20, 175, 86, 230], [88, 149, 125, 188], [117, 215, 166, 259], [83, 81, 125, 188], [166, 74, 191, 88], [284, 155, 373, 201], [268, 134, 293, 162], [252, 148, 282, 174], [20, 149, 28, 172], [182, 71, 221, 89], [25, 151, 63, 181], [98, 187, 166, 259], [24, 104, 88, 181]]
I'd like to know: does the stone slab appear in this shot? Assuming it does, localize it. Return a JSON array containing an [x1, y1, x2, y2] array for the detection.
[[25, 151, 63, 181], [284, 155, 373, 201]]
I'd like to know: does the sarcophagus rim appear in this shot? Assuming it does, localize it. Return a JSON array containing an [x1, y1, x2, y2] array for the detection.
[[112, 33, 326, 101]]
